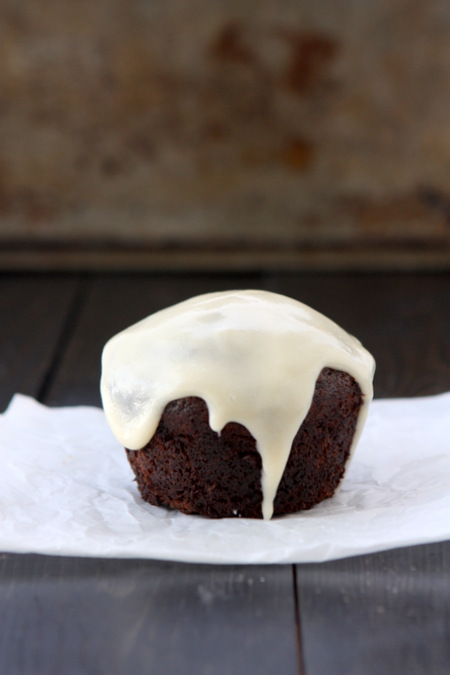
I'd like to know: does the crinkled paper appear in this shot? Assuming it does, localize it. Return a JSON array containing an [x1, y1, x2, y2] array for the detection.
[[0, 393, 449, 563]]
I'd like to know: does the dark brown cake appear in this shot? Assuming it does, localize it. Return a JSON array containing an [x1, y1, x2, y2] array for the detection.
[[125, 367, 363, 519]]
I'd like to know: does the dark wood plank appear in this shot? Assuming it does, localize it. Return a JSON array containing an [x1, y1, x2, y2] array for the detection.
[[296, 542, 450, 675], [0, 273, 81, 410], [0, 555, 299, 675], [2, 272, 449, 675], [264, 273, 450, 675]]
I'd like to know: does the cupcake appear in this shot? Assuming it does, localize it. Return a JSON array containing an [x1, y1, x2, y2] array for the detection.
[[100, 290, 375, 519]]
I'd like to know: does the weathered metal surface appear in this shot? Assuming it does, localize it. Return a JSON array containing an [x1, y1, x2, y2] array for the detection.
[[0, 1, 449, 265]]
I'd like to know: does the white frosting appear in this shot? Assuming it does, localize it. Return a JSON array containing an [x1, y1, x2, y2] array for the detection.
[[100, 290, 375, 519]]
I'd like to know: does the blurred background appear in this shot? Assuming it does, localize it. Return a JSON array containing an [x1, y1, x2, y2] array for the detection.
[[1, 0, 449, 271]]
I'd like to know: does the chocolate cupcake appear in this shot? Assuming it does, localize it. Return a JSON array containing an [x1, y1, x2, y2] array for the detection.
[[101, 290, 375, 519]]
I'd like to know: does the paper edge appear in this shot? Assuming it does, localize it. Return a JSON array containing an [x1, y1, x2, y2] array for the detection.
[[1, 391, 450, 564]]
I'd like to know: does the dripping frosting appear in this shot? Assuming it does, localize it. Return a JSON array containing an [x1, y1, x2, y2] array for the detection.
[[100, 290, 375, 519]]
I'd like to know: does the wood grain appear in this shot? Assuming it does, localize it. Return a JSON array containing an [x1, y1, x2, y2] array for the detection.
[[1, 272, 449, 675], [0, 273, 80, 411], [0, 555, 299, 675], [296, 543, 450, 675]]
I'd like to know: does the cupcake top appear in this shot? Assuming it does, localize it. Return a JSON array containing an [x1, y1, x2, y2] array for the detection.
[[101, 290, 375, 518]]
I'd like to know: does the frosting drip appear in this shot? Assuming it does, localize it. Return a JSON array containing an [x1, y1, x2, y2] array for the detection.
[[100, 290, 375, 519]]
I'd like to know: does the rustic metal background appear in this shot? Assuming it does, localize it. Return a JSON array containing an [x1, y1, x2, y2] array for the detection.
[[1, 0, 449, 268]]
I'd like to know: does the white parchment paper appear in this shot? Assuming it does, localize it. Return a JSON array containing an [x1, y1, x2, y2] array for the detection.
[[1, 393, 449, 564]]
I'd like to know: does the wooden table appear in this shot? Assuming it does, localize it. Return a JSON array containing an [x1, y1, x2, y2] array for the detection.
[[0, 271, 449, 675]]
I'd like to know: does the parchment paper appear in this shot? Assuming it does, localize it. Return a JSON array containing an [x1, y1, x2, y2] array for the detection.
[[0, 392, 449, 563]]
